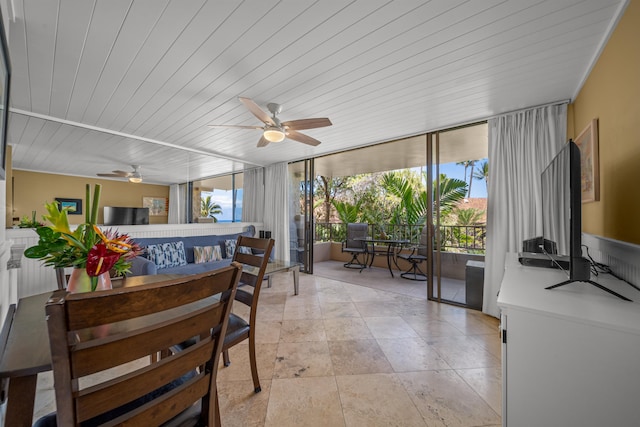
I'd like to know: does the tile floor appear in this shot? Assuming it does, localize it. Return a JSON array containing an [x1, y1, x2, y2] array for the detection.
[[32, 262, 502, 427]]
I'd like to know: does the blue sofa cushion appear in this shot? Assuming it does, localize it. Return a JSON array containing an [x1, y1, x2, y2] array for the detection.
[[147, 241, 187, 269], [128, 226, 256, 276]]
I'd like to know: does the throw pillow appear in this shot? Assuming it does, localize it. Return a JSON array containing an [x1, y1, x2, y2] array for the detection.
[[147, 241, 187, 269], [224, 239, 237, 258], [238, 245, 252, 254], [193, 245, 223, 264]]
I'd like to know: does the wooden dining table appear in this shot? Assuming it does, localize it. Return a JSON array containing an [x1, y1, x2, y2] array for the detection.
[[0, 274, 183, 427]]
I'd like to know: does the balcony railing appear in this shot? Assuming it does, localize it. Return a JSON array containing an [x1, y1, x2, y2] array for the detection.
[[314, 222, 486, 253]]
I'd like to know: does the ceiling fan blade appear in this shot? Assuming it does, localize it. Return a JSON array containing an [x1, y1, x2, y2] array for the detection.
[[286, 130, 321, 146], [208, 124, 263, 129], [257, 135, 270, 147], [112, 170, 131, 176], [282, 118, 332, 130], [239, 97, 275, 126], [97, 173, 125, 178]]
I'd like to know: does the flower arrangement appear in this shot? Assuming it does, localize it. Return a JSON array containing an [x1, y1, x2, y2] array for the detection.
[[24, 184, 141, 291]]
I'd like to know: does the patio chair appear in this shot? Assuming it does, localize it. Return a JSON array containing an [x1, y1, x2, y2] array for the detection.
[[398, 225, 429, 281], [341, 223, 369, 271], [35, 263, 242, 427]]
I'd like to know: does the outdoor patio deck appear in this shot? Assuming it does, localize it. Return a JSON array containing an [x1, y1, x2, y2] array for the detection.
[[313, 260, 467, 305]]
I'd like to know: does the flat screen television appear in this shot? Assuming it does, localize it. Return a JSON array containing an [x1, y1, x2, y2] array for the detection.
[[103, 207, 149, 226], [541, 140, 629, 300]]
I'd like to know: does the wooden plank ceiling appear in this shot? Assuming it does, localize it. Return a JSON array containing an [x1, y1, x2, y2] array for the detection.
[[4, 0, 627, 184]]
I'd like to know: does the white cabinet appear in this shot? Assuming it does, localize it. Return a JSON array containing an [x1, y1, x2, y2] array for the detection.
[[497, 254, 640, 427]]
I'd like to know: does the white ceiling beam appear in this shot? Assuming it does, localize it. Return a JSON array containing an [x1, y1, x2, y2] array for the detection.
[[10, 108, 264, 167]]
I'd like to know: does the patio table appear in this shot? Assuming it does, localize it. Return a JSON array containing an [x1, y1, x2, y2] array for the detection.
[[356, 237, 409, 277]]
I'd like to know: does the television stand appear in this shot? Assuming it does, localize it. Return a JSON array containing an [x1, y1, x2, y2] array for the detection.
[[546, 279, 632, 301]]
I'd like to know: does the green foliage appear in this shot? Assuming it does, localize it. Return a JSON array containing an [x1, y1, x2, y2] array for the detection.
[[473, 160, 489, 186], [331, 199, 362, 223], [435, 174, 468, 215], [200, 195, 222, 221], [454, 207, 485, 225]]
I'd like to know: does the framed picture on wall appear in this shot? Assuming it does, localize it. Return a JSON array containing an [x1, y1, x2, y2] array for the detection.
[[55, 198, 83, 215], [574, 118, 600, 203]]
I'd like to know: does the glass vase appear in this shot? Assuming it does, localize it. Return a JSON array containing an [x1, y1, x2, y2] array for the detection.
[[66, 268, 112, 293]]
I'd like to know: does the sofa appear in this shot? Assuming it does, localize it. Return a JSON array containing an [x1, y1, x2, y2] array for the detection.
[[128, 225, 255, 276]]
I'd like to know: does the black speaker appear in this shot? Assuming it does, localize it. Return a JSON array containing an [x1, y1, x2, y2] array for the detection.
[[522, 236, 557, 254]]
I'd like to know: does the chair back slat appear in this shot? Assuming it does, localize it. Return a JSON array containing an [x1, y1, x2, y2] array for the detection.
[[45, 262, 242, 426], [232, 236, 274, 311], [76, 341, 212, 422], [70, 303, 224, 377], [64, 268, 238, 330]]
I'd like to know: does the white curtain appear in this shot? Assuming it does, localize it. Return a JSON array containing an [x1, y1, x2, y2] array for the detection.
[[263, 163, 290, 261], [168, 184, 187, 224], [483, 103, 567, 317], [242, 167, 265, 222]]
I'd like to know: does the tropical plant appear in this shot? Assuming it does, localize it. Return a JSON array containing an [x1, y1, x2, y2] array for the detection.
[[332, 199, 362, 224], [381, 171, 427, 225], [473, 159, 489, 188], [200, 195, 222, 221], [24, 184, 141, 289], [454, 207, 485, 225], [435, 174, 468, 216]]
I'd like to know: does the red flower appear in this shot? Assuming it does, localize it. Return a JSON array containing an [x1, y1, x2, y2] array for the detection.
[[86, 242, 121, 277]]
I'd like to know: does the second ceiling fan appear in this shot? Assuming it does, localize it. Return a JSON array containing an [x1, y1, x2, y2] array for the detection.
[[209, 97, 332, 147]]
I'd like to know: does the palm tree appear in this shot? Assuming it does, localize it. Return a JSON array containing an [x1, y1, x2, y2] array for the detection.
[[473, 160, 489, 188], [456, 160, 477, 198], [200, 195, 222, 222], [454, 207, 485, 225]]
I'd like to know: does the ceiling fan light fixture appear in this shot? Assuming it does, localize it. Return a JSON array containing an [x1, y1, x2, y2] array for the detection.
[[128, 176, 142, 183], [263, 126, 285, 142]]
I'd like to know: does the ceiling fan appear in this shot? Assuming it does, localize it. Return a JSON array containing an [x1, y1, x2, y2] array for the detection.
[[209, 97, 332, 147], [97, 165, 143, 183]]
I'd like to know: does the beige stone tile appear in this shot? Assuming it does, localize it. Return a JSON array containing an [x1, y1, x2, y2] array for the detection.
[[317, 290, 354, 304], [363, 316, 420, 339], [265, 377, 345, 427], [354, 301, 402, 317], [336, 373, 426, 426], [401, 316, 465, 339], [469, 333, 502, 360], [217, 342, 278, 383], [256, 303, 285, 322], [398, 370, 501, 427], [343, 284, 391, 302], [283, 300, 323, 320], [427, 337, 501, 369], [219, 379, 271, 427], [284, 293, 320, 306], [255, 320, 282, 344], [273, 341, 334, 379], [323, 317, 374, 341], [258, 292, 288, 305], [328, 339, 394, 376], [279, 319, 327, 342], [441, 312, 500, 335], [319, 301, 361, 318], [376, 337, 451, 372], [456, 367, 502, 416]]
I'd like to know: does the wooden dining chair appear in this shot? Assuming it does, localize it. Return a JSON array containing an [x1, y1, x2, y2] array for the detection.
[[222, 235, 275, 393], [35, 263, 242, 427]]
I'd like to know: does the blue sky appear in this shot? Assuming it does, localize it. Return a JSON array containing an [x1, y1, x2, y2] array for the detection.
[[438, 159, 488, 198]]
